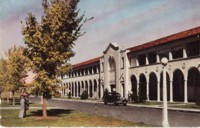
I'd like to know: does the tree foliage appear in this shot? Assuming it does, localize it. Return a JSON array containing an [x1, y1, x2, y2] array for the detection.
[[0, 46, 30, 105], [22, 0, 89, 117]]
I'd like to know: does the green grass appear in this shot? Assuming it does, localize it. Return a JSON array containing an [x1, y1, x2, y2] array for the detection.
[[169, 104, 200, 109], [1, 108, 146, 127], [130, 101, 162, 105]]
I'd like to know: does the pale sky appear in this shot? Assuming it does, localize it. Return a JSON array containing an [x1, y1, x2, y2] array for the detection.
[[1, 0, 200, 64]]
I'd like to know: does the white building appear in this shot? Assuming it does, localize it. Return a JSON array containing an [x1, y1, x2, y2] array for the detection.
[[60, 26, 200, 103]]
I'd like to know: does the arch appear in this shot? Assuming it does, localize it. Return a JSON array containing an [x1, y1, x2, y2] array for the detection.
[[173, 69, 184, 101], [139, 74, 147, 101], [108, 56, 116, 92], [81, 81, 84, 89], [160, 72, 170, 101], [89, 80, 93, 98], [78, 82, 81, 97], [75, 82, 77, 97], [68, 83, 71, 94], [85, 80, 88, 94], [72, 82, 74, 97], [94, 79, 97, 92], [131, 75, 137, 99], [188, 67, 200, 102], [149, 72, 158, 100]]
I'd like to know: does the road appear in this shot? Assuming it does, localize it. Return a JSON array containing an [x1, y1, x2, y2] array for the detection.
[[29, 97, 200, 127]]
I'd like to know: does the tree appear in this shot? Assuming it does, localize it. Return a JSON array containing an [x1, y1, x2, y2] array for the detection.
[[0, 46, 30, 105], [22, 0, 89, 117], [0, 58, 9, 102], [6, 46, 30, 105]]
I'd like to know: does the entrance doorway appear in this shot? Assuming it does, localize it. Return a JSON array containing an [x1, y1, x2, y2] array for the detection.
[[110, 84, 116, 92]]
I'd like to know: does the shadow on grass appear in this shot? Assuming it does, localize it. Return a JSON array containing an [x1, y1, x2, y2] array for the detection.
[[27, 109, 74, 117]]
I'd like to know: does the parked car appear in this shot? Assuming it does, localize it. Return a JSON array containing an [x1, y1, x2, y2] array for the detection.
[[104, 92, 127, 106]]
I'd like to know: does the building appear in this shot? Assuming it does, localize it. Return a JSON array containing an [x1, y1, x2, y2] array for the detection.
[[60, 26, 200, 103]]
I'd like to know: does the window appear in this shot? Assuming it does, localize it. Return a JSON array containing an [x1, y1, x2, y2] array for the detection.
[[109, 56, 116, 71], [148, 52, 157, 64], [186, 41, 200, 57], [138, 54, 146, 66], [172, 47, 183, 59]]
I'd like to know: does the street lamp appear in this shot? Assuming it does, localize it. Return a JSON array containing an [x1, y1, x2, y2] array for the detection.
[[161, 57, 169, 127]]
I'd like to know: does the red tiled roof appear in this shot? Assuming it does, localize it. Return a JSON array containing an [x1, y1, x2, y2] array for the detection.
[[73, 56, 101, 68], [128, 26, 200, 52]]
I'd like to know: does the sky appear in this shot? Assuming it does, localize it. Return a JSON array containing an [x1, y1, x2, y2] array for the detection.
[[1, 0, 200, 64]]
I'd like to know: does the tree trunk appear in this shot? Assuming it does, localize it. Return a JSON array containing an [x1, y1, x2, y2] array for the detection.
[[7, 95, 9, 103], [42, 97, 47, 118], [12, 93, 15, 106]]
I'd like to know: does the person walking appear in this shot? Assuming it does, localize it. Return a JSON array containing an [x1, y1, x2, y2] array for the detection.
[[19, 88, 29, 118]]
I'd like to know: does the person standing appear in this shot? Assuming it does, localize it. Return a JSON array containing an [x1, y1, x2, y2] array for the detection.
[[19, 88, 29, 118]]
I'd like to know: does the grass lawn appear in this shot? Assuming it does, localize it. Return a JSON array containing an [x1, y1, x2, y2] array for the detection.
[[1, 109, 146, 127], [1, 101, 147, 127], [169, 104, 200, 109]]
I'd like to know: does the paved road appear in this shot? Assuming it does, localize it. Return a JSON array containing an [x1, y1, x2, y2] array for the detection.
[[29, 97, 200, 127]]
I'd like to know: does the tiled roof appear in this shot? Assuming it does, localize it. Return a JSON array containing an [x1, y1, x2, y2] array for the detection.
[[73, 56, 101, 68], [127, 26, 200, 52], [72, 26, 200, 68]]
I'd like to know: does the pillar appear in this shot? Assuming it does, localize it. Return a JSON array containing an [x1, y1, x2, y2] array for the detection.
[[170, 81, 173, 102], [157, 81, 160, 102], [156, 52, 160, 63], [169, 51, 172, 60], [184, 79, 188, 103], [146, 82, 149, 101], [146, 54, 149, 65], [183, 47, 187, 58]]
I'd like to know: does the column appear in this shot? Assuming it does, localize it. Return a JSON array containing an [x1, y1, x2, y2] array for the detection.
[[184, 79, 188, 103], [157, 81, 160, 102], [146, 82, 149, 101], [169, 51, 172, 61], [97, 81, 99, 99], [156, 52, 160, 63], [137, 82, 139, 100], [146, 54, 149, 65], [170, 81, 173, 102], [136, 58, 139, 66], [183, 47, 187, 58]]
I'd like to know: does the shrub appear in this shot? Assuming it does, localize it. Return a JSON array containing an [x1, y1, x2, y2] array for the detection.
[[80, 90, 88, 100]]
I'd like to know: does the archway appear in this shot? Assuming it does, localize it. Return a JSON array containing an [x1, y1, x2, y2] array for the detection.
[[75, 82, 77, 97], [85, 81, 88, 94], [173, 69, 184, 101], [160, 72, 170, 101], [72, 83, 74, 97], [108, 56, 116, 92], [188, 67, 200, 102], [94, 79, 97, 92], [139, 74, 147, 102], [89, 80, 93, 98], [149, 72, 157, 100], [131, 75, 137, 99], [78, 82, 81, 97]]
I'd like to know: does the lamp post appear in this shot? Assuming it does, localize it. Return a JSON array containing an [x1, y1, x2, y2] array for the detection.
[[161, 57, 169, 127]]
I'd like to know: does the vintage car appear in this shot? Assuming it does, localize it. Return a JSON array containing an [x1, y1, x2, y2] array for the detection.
[[104, 92, 127, 106]]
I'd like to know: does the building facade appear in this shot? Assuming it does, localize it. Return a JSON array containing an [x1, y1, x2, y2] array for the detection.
[[60, 26, 200, 103]]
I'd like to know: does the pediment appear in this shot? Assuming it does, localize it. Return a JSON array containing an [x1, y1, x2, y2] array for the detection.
[[103, 43, 119, 54]]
